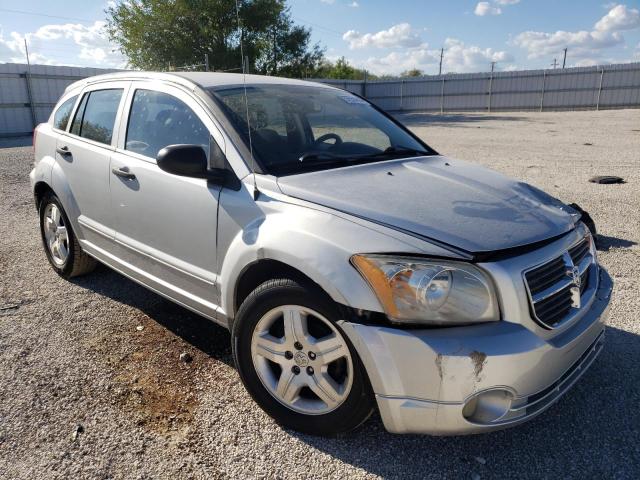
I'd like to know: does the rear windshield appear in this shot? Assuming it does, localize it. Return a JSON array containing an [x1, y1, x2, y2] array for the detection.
[[208, 84, 433, 176]]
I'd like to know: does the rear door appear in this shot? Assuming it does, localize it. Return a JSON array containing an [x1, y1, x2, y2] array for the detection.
[[54, 82, 129, 252], [109, 81, 225, 319]]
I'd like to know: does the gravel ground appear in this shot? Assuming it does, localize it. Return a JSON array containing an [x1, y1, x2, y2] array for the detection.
[[1, 109, 639, 479]]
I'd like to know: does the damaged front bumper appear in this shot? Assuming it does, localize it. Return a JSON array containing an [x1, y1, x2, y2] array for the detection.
[[340, 267, 613, 435]]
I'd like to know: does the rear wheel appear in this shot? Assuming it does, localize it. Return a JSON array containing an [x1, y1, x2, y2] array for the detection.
[[39, 193, 97, 278], [232, 278, 374, 436]]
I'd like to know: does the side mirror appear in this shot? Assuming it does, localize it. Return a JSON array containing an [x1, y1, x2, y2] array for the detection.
[[156, 144, 240, 189], [157, 144, 208, 178]]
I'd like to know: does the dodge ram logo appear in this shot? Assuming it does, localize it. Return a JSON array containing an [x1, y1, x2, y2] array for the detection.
[[294, 351, 309, 367], [570, 265, 581, 288]]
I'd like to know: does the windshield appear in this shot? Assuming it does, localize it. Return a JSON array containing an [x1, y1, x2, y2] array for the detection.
[[208, 84, 434, 176]]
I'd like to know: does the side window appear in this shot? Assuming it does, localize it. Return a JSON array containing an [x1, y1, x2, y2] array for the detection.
[[125, 89, 210, 159], [70, 89, 123, 145], [53, 95, 78, 131], [70, 93, 88, 136]]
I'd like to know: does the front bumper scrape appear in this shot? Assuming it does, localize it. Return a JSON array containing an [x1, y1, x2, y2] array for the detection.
[[339, 267, 612, 435]]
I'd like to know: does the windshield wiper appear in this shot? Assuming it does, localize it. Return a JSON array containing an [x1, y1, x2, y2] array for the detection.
[[298, 152, 349, 163], [360, 146, 430, 159], [299, 146, 428, 163]]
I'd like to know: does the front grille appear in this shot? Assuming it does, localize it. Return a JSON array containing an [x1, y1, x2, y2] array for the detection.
[[569, 237, 590, 265], [526, 257, 566, 296], [524, 235, 596, 329], [580, 268, 590, 294], [531, 284, 574, 327]]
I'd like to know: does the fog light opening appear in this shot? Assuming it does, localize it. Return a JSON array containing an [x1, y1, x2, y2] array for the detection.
[[463, 389, 514, 425]]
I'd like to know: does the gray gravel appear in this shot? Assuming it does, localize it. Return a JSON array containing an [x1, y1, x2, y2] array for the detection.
[[1, 109, 639, 479]]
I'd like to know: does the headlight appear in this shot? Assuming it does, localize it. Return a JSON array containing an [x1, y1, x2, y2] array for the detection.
[[351, 255, 500, 326]]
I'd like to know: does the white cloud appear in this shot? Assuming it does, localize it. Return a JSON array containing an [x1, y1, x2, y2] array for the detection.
[[320, 0, 335, 3], [357, 38, 514, 75], [594, 4, 640, 32], [0, 21, 126, 68], [0, 29, 54, 65], [573, 58, 600, 67], [348, 1, 359, 7], [474, 2, 502, 16], [442, 38, 514, 70], [513, 30, 624, 58], [343, 23, 424, 49], [513, 4, 639, 61], [475, 0, 521, 16], [361, 48, 439, 74]]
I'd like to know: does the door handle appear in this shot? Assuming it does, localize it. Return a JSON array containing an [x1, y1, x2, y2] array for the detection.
[[56, 146, 71, 156], [111, 166, 136, 180]]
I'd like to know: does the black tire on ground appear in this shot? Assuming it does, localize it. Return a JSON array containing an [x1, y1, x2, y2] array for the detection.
[[232, 278, 374, 436], [38, 192, 97, 278]]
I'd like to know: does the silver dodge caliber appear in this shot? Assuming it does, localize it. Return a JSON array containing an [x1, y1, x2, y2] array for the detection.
[[31, 71, 612, 436]]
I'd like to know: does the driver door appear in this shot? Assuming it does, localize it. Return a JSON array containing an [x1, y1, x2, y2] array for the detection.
[[109, 82, 226, 319]]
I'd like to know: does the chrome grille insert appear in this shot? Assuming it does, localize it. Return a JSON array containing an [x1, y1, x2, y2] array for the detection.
[[524, 236, 596, 329]]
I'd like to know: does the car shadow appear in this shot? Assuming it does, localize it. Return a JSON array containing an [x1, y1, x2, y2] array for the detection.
[[596, 234, 638, 251], [393, 112, 526, 128], [71, 265, 638, 478], [70, 265, 234, 367]]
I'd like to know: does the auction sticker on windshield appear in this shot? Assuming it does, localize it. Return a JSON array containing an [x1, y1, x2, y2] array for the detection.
[[339, 95, 369, 105]]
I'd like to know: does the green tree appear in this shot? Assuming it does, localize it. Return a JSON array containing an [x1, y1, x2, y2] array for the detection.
[[313, 57, 374, 80], [400, 68, 424, 77], [106, 0, 324, 77]]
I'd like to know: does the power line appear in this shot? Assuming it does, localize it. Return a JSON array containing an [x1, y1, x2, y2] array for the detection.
[[291, 15, 343, 37], [0, 8, 95, 23]]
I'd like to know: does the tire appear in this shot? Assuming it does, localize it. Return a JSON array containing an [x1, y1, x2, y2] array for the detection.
[[232, 278, 374, 436], [39, 192, 97, 278]]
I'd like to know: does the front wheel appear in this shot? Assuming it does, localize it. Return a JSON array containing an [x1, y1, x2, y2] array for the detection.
[[232, 278, 374, 436]]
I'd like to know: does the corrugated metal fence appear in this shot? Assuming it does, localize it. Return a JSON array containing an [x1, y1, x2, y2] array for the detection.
[[0, 63, 119, 138], [316, 63, 640, 113], [1, 61, 639, 137]]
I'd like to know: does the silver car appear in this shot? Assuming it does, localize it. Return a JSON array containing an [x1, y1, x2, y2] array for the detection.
[[31, 71, 612, 436]]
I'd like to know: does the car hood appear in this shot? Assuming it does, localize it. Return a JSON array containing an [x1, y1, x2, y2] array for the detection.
[[276, 156, 577, 254]]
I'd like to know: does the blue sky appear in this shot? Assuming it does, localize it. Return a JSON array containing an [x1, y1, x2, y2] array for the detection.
[[1, 0, 639, 74]]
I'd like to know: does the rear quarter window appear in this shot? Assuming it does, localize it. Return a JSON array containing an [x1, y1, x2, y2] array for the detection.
[[70, 89, 123, 145], [53, 95, 78, 131]]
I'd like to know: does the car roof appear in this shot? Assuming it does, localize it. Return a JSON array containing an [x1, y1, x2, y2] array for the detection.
[[172, 71, 328, 88], [64, 70, 335, 93]]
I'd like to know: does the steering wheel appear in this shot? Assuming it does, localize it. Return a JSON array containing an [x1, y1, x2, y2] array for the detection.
[[314, 133, 343, 147]]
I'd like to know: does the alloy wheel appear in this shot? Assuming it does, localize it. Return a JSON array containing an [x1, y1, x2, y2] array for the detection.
[[43, 203, 69, 267], [250, 305, 353, 415]]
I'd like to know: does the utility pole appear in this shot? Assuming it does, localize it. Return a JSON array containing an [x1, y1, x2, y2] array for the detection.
[[24, 38, 31, 69], [490, 61, 497, 72], [551, 58, 559, 69], [204, 53, 209, 71], [562, 47, 567, 69], [23, 38, 37, 130], [438, 47, 444, 75]]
